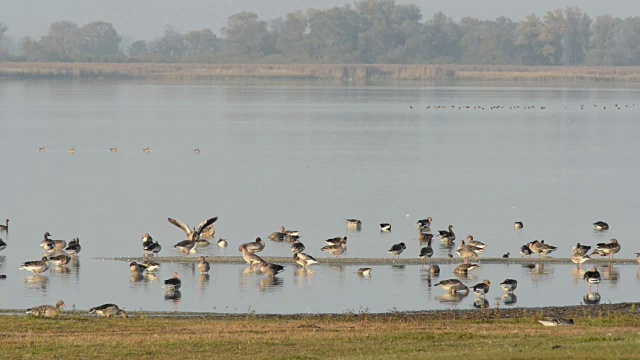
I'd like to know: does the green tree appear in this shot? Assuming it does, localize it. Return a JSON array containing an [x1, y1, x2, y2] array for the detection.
[[272, 11, 312, 61], [39, 21, 81, 61], [222, 12, 270, 59], [152, 25, 188, 61], [184, 29, 220, 60], [307, 6, 363, 62], [562, 7, 591, 65], [515, 14, 544, 64], [538, 9, 564, 65], [78, 21, 122, 59], [587, 15, 621, 65]]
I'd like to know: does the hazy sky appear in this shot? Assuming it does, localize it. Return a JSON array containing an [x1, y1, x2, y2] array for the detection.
[[1, 0, 636, 40]]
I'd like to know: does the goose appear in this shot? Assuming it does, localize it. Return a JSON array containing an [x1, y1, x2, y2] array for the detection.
[[472, 279, 491, 298], [583, 267, 601, 292], [593, 221, 609, 231], [69, 147, 75, 154], [434, 279, 469, 293], [454, 263, 480, 274], [164, 272, 181, 291], [142, 147, 150, 153], [465, 235, 486, 250], [502, 252, 510, 259], [357, 268, 372, 276], [259, 261, 285, 278], [239, 245, 264, 267], [572, 243, 591, 256], [291, 239, 305, 254], [500, 279, 517, 293], [109, 147, 118, 152], [571, 253, 590, 269], [38, 146, 46, 152], [514, 221, 523, 229], [65, 238, 81, 257], [345, 219, 362, 229], [142, 233, 161, 257], [429, 264, 440, 274], [170, 216, 218, 254], [200, 224, 216, 238], [40, 232, 56, 252], [520, 244, 533, 258], [20, 257, 50, 275], [538, 318, 574, 326], [380, 223, 392, 232], [217, 239, 228, 248], [416, 217, 432, 231], [324, 236, 347, 246], [194, 148, 200, 154], [321, 241, 347, 258], [49, 253, 71, 267], [294, 252, 319, 268], [197, 256, 210, 274], [268, 227, 286, 242], [89, 304, 128, 318], [636, 253, 640, 265], [593, 239, 620, 259], [129, 261, 146, 273], [238, 237, 265, 253], [388, 242, 406, 258], [0, 237, 6, 251], [27, 300, 65, 317], [456, 240, 477, 264], [438, 225, 455, 243], [140, 259, 160, 273], [0, 219, 8, 232], [528, 240, 557, 258], [419, 237, 434, 267]]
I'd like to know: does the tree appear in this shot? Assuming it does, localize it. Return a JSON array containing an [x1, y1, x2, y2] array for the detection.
[[152, 25, 188, 61], [562, 7, 591, 65], [273, 11, 312, 61], [307, 6, 363, 62], [222, 12, 270, 59], [587, 15, 621, 65], [128, 40, 148, 57], [538, 9, 564, 65], [78, 21, 121, 58], [515, 14, 544, 64], [184, 29, 220, 60], [39, 21, 81, 61]]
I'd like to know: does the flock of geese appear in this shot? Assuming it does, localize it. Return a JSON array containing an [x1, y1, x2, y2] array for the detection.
[[37, 146, 202, 154], [2, 214, 637, 318]]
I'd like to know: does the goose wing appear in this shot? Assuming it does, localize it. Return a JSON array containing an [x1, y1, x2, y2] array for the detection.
[[168, 218, 192, 236], [195, 217, 219, 237]]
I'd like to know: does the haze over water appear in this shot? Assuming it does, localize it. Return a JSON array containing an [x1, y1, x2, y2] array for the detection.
[[1, 80, 639, 313]]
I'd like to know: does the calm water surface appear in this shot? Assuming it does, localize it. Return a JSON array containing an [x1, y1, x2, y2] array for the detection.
[[0, 80, 639, 313]]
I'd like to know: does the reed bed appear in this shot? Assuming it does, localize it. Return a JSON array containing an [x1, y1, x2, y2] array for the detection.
[[3, 62, 640, 82]]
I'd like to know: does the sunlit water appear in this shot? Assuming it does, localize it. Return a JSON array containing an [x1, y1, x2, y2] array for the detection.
[[0, 80, 639, 313]]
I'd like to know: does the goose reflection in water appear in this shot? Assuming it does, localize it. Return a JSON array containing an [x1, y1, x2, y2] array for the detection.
[[392, 264, 406, 271], [454, 272, 478, 281], [583, 292, 601, 305], [502, 293, 518, 305], [602, 263, 619, 283], [165, 290, 182, 309], [571, 268, 586, 284], [24, 275, 49, 290], [198, 274, 210, 290], [130, 272, 144, 283], [473, 298, 489, 309], [259, 276, 283, 293], [50, 266, 70, 274], [294, 268, 316, 278], [436, 292, 468, 304]]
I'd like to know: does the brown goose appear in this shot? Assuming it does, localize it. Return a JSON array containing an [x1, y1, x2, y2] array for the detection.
[[419, 237, 434, 267], [416, 217, 432, 231], [472, 280, 491, 299], [321, 241, 347, 258], [20, 257, 50, 275], [239, 245, 264, 267], [593, 221, 609, 231], [293, 252, 319, 268], [592, 239, 620, 259], [164, 272, 181, 291], [169, 216, 218, 253], [438, 225, 455, 243], [142, 233, 162, 257], [434, 279, 469, 293], [27, 300, 65, 317], [65, 238, 81, 258], [388, 242, 406, 258], [49, 253, 71, 267], [197, 256, 210, 274], [259, 261, 285, 278], [238, 237, 265, 253]]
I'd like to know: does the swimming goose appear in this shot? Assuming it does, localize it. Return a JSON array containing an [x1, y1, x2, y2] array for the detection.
[[438, 225, 455, 243], [239, 237, 265, 253], [416, 217, 432, 231], [572, 243, 591, 256], [434, 279, 469, 293], [65, 238, 81, 257], [142, 233, 162, 257], [294, 252, 319, 268], [0, 219, 8, 232], [129, 261, 146, 273], [583, 267, 601, 292], [89, 303, 128, 318], [345, 219, 362, 229], [514, 221, 523, 229], [571, 253, 590, 269], [593, 239, 621, 259], [324, 236, 347, 246], [321, 241, 347, 258], [197, 256, 210, 274], [0, 237, 5, 251], [194, 148, 200, 154], [40, 232, 56, 252], [429, 264, 440, 274], [217, 239, 228, 248], [593, 221, 609, 231], [291, 239, 305, 254], [357, 268, 372, 276], [268, 228, 286, 242], [239, 245, 264, 267], [500, 279, 517, 293], [164, 272, 181, 291], [109, 147, 118, 152], [259, 261, 285, 278], [388, 242, 406, 258], [69, 147, 75, 154], [380, 223, 392, 232], [49, 253, 71, 267], [538, 317, 574, 326], [38, 146, 46, 152], [472, 280, 491, 299], [278, 226, 300, 237], [140, 259, 160, 273], [456, 241, 477, 264], [27, 300, 65, 317], [419, 237, 434, 267], [142, 147, 150, 153], [520, 244, 533, 258], [502, 252, 510, 258], [20, 257, 50, 275], [454, 263, 480, 274], [168, 216, 218, 242]]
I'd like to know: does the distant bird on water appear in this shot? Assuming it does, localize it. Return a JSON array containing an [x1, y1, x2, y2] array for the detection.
[[472, 280, 491, 299], [164, 272, 181, 291], [357, 268, 372, 276], [380, 223, 392, 232], [593, 221, 609, 231], [419, 237, 434, 268], [109, 147, 118, 152], [194, 148, 200, 154], [438, 225, 455, 243], [20, 257, 50, 275], [197, 256, 210, 274], [142, 147, 150, 153], [416, 217, 432, 231], [345, 219, 362, 229], [514, 221, 524, 229], [500, 279, 517, 293], [69, 147, 75, 154]]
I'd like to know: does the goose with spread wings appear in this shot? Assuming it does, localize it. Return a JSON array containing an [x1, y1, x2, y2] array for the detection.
[[169, 216, 218, 254]]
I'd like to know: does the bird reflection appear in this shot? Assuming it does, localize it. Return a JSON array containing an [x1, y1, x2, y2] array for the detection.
[[454, 272, 477, 281], [177, 263, 197, 276], [294, 268, 316, 277], [50, 266, 70, 274], [601, 263, 619, 283], [0, 255, 6, 271], [145, 273, 158, 282], [436, 292, 468, 304], [243, 265, 260, 275], [165, 290, 182, 309], [473, 298, 489, 309], [24, 275, 49, 290], [198, 274, 210, 290], [392, 264, 406, 271], [130, 272, 144, 283], [259, 276, 283, 292], [502, 293, 518, 305], [583, 292, 601, 305], [571, 268, 586, 284]]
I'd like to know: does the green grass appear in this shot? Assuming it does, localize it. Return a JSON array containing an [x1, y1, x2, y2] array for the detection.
[[1, 312, 639, 359]]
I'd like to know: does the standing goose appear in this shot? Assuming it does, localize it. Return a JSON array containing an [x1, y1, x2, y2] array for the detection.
[[168, 216, 218, 253], [27, 300, 65, 317], [528, 240, 557, 258], [294, 252, 319, 269], [291, 239, 305, 254], [324, 236, 347, 246], [20, 257, 50, 275], [239, 237, 265, 253], [0, 219, 8, 232], [438, 225, 455, 243], [571, 253, 591, 269], [572, 243, 591, 256], [419, 237, 434, 268], [239, 245, 264, 267], [500, 279, 517, 293], [416, 217, 432, 231], [456, 241, 477, 264], [434, 279, 469, 293], [142, 233, 162, 257], [40, 232, 56, 252], [259, 261, 285, 278], [520, 244, 533, 258], [388, 242, 406, 258], [583, 267, 601, 292], [89, 304, 128, 318], [593, 221, 609, 231], [419, 232, 434, 245], [380, 223, 392, 232], [321, 239, 347, 258], [472, 280, 491, 299], [65, 238, 81, 258], [197, 256, 210, 274], [164, 272, 181, 291], [592, 239, 621, 259], [465, 235, 486, 250]]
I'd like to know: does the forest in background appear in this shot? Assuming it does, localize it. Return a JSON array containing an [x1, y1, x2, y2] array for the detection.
[[0, 0, 639, 66]]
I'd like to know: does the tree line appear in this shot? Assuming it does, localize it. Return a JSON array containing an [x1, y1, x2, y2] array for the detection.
[[1, 0, 640, 66]]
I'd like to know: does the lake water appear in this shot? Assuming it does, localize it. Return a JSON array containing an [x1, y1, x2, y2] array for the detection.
[[1, 80, 639, 313]]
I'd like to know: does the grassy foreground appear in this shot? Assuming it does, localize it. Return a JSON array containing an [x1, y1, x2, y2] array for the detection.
[[2, 305, 640, 359]]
